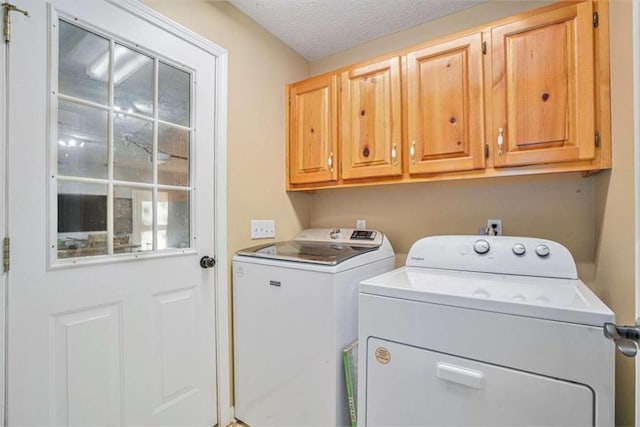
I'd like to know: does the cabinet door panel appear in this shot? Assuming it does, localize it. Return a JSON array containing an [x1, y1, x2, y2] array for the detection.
[[288, 75, 338, 184], [492, 2, 594, 167], [407, 33, 484, 174], [341, 58, 402, 180]]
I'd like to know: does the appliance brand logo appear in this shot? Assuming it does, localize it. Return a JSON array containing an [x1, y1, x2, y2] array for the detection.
[[375, 347, 391, 365], [410, 256, 425, 261]]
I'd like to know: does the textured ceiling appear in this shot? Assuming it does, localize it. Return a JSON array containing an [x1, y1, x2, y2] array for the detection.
[[228, 0, 488, 61]]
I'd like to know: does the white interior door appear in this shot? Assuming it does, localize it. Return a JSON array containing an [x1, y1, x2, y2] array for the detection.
[[5, 1, 222, 425]]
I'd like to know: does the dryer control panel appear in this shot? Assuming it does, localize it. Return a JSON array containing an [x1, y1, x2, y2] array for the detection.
[[406, 235, 577, 279]]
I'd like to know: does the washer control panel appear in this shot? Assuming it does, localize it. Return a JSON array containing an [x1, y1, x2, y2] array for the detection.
[[295, 228, 383, 246], [407, 235, 577, 279]]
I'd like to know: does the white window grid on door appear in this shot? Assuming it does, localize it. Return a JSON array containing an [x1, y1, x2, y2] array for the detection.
[[48, 12, 197, 267]]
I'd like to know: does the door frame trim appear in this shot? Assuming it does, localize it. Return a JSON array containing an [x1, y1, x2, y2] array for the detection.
[[104, 1, 232, 424], [0, 22, 7, 427]]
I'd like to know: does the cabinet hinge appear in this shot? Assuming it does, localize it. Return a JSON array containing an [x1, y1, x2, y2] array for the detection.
[[3, 237, 9, 272], [595, 130, 600, 147], [482, 41, 487, 55], [484, 143, 489, 158], [593, 11, 599, 28]]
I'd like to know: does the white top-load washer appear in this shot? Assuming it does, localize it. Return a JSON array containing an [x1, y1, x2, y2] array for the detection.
[[233, 228, 395, 426], [358, 235, 614, 427]]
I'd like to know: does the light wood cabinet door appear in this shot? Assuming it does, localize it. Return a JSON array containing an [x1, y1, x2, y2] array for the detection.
[[341, 57, 402, 180], [288, 75, 338, 185], [407, 33, 485, 174], [491, 1, 595, 168]]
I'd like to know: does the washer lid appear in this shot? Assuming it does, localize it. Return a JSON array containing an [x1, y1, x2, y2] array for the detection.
[[360, 267, 614, 326], [236, 241, 379, 265]]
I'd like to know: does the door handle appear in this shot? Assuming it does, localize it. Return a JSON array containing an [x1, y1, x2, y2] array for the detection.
[[200, 256, 216, 269], [603, 318, 640, 357]]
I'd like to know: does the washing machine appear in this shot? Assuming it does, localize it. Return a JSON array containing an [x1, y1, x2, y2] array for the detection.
[[359, 235, 614, 426], [233, 228, 395, 426]]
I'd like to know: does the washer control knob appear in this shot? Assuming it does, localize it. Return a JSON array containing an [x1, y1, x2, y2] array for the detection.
[[329, 228, 341, 240], [473, 239, 490, 255], [512, 243, 526, 256], [535, 244, 550, 258]]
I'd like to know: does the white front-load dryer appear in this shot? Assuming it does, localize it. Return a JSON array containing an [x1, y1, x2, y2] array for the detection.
[[233, 228, 395, 427], [359, 235, 614, 426]]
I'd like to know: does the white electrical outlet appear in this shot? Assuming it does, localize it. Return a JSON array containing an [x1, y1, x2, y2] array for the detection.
[[356, 219, 367, 229], [487, 219, 502, 236], [251, 220, 276, 239]]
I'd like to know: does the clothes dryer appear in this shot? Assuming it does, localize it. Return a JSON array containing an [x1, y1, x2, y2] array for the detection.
[[359, 235, 614, 426]]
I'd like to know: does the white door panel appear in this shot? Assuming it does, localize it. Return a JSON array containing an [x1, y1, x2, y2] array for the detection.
[[5, 1, 219, 425]]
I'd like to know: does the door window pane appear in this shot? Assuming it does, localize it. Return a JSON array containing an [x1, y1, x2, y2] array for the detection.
[[114, 44, 154, 118], [58, 21, 109, 105], [54, 20, 194, 262], [57, 181, 108, 259], [160, 190, 190, 250], [159, 62, 190, 126], [158, 124, 190, 186], [58, 100, 108, 179], [114, 115, 153, 183], [114, 186, 152, 253]]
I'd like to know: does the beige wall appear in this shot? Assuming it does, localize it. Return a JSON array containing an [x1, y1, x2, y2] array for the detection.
[[594, 1, 636, 426], [142, 0, 313, 261]]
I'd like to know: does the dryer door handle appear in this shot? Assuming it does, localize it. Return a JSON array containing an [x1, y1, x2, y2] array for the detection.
[[437, 363, 485, 389]]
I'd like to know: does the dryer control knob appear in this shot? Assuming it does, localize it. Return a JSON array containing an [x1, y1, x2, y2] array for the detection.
[[473, 239, 490, 254], [512, 243, 526, 256], [535, 244, 550, 258]]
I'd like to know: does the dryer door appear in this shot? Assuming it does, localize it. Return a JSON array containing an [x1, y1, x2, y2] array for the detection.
[[365, 338, 593, 426]]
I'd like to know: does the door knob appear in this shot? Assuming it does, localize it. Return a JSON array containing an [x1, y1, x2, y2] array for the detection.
[[200, 256, 216, 269], [603, 318, 640, 357]]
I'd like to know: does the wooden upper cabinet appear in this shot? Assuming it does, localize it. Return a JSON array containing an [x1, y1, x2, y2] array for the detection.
[[491, 1, 595, 168], [407, 33, 485, 174], [288, 75, 338, 185], [340, 57, 402, 180]]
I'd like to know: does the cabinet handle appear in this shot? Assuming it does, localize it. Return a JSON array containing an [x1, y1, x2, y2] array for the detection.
[[391, 143, 397, 165], [497, 128, 504, 156], [327, 152, 334, 172], [410, 141, 416, 165]]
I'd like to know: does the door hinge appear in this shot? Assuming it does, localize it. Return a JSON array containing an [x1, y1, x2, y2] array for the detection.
[[484, 144, 489, 158], [3, 237, 9, 272], [593, 11, 599, 28], [2, 2, 29, 43], [482, 41, 487, 55], [595, 130, 600, 147]]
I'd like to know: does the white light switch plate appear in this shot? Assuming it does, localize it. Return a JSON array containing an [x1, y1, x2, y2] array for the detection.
[[251, 220, 275, 239]]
